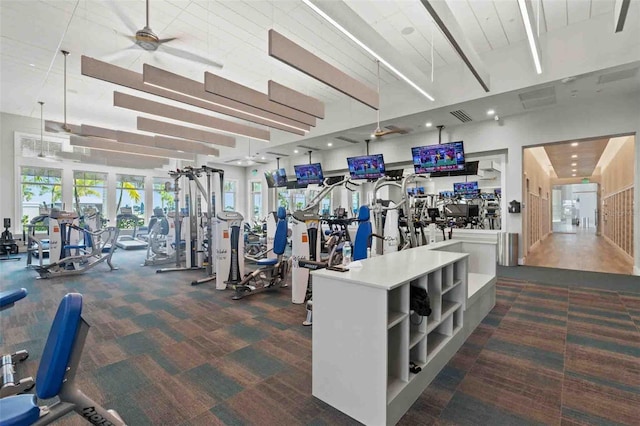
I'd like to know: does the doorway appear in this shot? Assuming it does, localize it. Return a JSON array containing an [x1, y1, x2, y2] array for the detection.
[[552, 183, 598, 234]]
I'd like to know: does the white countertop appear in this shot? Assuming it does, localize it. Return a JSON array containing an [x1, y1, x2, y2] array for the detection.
[[427, 239, 497, 251], [311, 246, 468, 290]]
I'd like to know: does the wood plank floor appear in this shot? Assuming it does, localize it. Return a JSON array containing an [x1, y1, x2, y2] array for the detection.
[[525, 230, 634, 275]]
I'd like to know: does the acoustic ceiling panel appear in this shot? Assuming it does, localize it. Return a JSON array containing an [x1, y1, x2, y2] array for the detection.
[[137, 117, 235, 148], [268, 80, 324, 118], [44, 121, 82, 134], [268, 30, 379, 110], [113, 91, 267, 142], [204, 72, 316, 126], [154, 135, 219, 157], [141, 63, 309, 134], [70, 135, 195, 161]]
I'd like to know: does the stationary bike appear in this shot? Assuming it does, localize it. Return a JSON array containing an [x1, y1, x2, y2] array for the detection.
[[0, 218, 20, 261]]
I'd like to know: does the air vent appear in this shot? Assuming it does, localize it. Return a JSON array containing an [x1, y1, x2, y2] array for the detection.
[[597, 67, 638, 84], [297, 145, 319, 151], [522, 96, 556, 110], [335, 136, 360, 144], [266, 151, 289, 157], [518, 86, 556, 110], [449, 110, 472, 122]]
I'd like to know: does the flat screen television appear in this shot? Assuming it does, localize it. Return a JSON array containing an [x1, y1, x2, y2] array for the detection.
[[440, 191, 455, 198], [294, 163, 324, 185], [346, 154, 386, 180], [453, 181, 479, 197], [407, 187, 425, 196], [494, 188, 502, 197], [412, 141, 465, 174], [264, 168, 288, 188]]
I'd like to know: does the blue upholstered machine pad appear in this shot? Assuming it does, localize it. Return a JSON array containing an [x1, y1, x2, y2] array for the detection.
[[273, 207, 288, 256], [0, 394, 40, 426], [257, 258, 278, 266], [353, 206, 371, 261], [0, 288, 27, 309]]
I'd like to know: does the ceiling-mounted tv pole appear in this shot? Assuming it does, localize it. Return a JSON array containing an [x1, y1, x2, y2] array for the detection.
[[437, 125, 445, 144], [365, 139, 370, 156], [276, 157, 280, 169], [308, 150, 312, 164]]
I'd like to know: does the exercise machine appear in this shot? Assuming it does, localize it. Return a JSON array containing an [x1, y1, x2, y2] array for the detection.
[[214, 211, 245, 289], [370, 176, 404, 255], [0, 288, 34, 397], [25, 206, 51, 267], [0, 293, 126, 425], [143, 208, 186, 266], [232, 207, 289, 300], [33, 210, 119, 279], [115, 207, 148, 250], [1, 218, 20, 261]]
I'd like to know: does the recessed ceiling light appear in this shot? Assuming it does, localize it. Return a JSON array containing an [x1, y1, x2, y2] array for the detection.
[[401, 26, 415, 35], [487, 109, 495, 115], [572, 174, 576, 177], [327, 142, 333, 146], [261, 156, 265, 160], [294, 149, 299, 153], [177, 150, 184, 153], [571, 154, 578, 158], [29, 63, 35, 67], [426, 122, 432, 127], [571, 142, 578, 147], [237, 161, 242, 165], [572, 169, 577, 172], [571, 162, 577, 166]]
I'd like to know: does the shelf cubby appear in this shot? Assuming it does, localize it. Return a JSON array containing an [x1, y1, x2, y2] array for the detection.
[[387, 317, 409, 396], [453, 308, 463, 334], [409, 335, 427, 371], [388, 285, 409, 328], [442, 264, 454, 291]]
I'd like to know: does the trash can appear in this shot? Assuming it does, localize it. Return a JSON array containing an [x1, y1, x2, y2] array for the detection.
[[497, 232, 518, 266]]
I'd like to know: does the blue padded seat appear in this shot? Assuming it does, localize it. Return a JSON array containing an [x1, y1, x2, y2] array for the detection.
[[36, 293, 83, 399], [63, 245, 86, 250], [0, 288, 27, 309], [257, 258, 278, 266], [0, 394, 40, 426], [353, 206, 372, 261], [273, 207, 288, 256]]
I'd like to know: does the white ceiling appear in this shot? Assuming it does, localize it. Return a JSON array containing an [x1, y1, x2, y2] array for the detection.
[[1, 0, 639, 164]]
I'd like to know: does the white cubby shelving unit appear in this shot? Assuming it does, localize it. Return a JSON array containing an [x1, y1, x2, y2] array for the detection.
[[312, 247, 468, 426]]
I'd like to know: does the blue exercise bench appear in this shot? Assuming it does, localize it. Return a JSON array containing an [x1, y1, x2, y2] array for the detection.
[[0, 293, 126, 425], [1, 288, 34, 398], [233, 207, 290, 300]]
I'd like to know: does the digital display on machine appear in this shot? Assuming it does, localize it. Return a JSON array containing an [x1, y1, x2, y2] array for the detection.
[[494, 188, 501, 197], [407, 187, 425, 196], [440, 191, 455, 198], [411, 141, 465, 173], [453, 181, 479, 197], [264, 168, 288, 188], [480, 193, 496, 200], [294, 163, 324, 185], [346, 154, 386, 180]]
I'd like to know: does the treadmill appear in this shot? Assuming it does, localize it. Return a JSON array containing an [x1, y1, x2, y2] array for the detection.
[[115, 207, 148, 250]]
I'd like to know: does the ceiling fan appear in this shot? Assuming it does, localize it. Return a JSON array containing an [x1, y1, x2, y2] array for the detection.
[[371, 60, 411, 138], [107, 0, 223, 68]]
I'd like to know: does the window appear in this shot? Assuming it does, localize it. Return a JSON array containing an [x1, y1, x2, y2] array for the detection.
[[73, 171, 107, 216], [116, 174, 145, 218], [293, 190, 306, 211], [351, 191, 360, 215], [277, 189, 289, 211], [21, 167, 62, 226], [321, 194, 331, 216], [250, 181, 262, 221], [153, 177, 175, 214], [224, 180, 237, 211]]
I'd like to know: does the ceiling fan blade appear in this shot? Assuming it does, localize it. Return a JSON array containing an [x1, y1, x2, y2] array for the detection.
[[104, 0, 139, 34], [159, 44, 223, 69], [157, 37, 178, 44]]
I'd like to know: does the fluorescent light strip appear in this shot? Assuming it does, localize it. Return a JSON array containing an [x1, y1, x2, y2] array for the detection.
[[81, 56, 306, 136], [137, 117, 235, 148], [203, 72, 317, 126], [517, 0, 542, 74], [268, 80, 325, 118], [301, 0, 434, 102], [114, 91, 268, 142], [70, 135, 195, 160]]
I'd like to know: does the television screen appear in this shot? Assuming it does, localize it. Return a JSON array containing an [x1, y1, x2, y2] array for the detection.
[[440, 191, 455, 198], [346, 154, 386, 180], [407, 187, 425, 196], [264, 168, 288, 188], [494, 188, 502, 197], [412, 141, 465, 174], [294, 163, 324, 185], [453, 181, 479, 196]]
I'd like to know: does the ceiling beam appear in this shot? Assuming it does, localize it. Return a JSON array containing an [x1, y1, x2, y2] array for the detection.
[[113, 92, 268, 142], [204, 72, 317, 126], [268, 29, 379, 110], [80, 56, 305, 136], [268, 80, 325, 119], [614, 0, 631, 32], [137, 117, 235, 148], [141, 63, 309, 134], [420, 0, 492, 90]]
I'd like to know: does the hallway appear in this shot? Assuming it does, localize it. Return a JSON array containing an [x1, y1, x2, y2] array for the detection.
[[524, 229, 634, 275]]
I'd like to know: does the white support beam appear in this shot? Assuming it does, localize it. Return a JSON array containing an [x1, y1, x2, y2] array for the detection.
[[420, 0, 493, 89]]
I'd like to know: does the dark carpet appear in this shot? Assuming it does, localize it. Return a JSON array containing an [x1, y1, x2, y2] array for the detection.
[[1, 252, 638, 425]]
